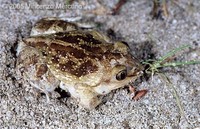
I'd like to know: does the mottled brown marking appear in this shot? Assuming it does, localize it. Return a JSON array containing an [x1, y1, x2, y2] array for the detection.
[[56, 21, 78, 31], [104, 51, 122, 60], [36, 19, 77, 30], [59, 60, 76, 70], [36, 19, 56, 30], [54, 32, 80, 43], [49, 42, 122, 62], [58, 60, 97, 77], [79, 44, 104, 54], [36, 64, 48, 78], [54, 31, 102, 45], [50, 43, 87, 59], [18, 53, 39, 67], [58, 60, 75, 73], [35, 42, 48, 48], [25, 40, 48, 49], [79, 60, 98, 73], [51, 55, 60, 64], [41, 51, 47, 56], [83, 33, 102, 45]]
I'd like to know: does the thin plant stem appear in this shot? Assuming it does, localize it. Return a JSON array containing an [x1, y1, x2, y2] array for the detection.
[[158, 73, 191, 126], [142, 44, 200, 127]]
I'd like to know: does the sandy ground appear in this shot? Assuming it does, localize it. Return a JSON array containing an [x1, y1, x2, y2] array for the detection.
[[0, 0, 200, 129]]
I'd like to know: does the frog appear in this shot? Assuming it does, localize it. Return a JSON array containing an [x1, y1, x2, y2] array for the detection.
[[16, 17, 144, 109]]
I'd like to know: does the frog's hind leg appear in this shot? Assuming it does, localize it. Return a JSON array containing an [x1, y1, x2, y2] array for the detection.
[[30, 17, 79, 36], [28, 80, 51, 102], [28, 78, 59, 103]]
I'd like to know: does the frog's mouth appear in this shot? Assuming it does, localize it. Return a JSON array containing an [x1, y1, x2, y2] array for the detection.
[[127, 65, 144, 78], [128, 70, 143, 78], [127, 72, 143, 86]]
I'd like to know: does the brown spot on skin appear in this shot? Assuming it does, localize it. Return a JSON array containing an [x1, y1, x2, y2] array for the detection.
[[58, 60, 97, 77], [41, 51, 47, 56], [24, 40, 48, 50], [36, 64, 48, 78], [51, 55, 60, 64]]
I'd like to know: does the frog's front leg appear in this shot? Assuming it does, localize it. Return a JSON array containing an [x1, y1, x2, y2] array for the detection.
[[59, 82, 101, 109], [76, 85, 101, 109]]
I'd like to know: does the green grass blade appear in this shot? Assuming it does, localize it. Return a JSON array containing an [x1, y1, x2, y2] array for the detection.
[[161, 60, 200, 67], [158, 45, 191, 63], [158, 73, 189, 124]]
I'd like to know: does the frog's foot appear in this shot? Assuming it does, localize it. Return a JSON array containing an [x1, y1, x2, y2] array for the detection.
[[43, 91, 50, 103], [28, 81, 51, 102], [129, 85, 147, 101]]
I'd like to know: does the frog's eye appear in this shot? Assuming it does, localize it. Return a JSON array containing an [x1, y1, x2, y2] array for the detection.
[[116, 69, 127, 80]]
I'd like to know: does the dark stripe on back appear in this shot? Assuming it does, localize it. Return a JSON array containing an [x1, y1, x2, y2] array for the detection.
[[54, 31, 102, 45], [50, 43, 87, 59]]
